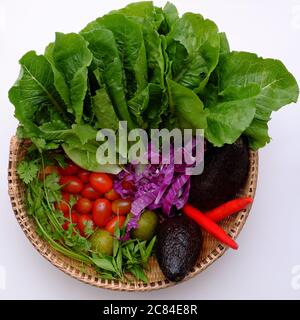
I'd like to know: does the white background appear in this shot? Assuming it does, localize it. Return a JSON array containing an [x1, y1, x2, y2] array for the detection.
[[0, 0, 300, 300]]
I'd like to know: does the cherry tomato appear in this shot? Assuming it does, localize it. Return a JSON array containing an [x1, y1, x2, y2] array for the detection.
[[62, 192, 70, 202], [60, 176, 83, 194], [105, 216, 126, 234], [92, 199, 112, 227], [55, 192, 70, 215], [121, 180, 135, 191], [58, 162, 79, 176], [81, 184, 101, 200], [112, 199, 132, 215], [62, 211, 78, 230], [78, 169, 90, 183], [89, 173, 113, 194], [39, 165, 59, 180], [105, 189, 120, 201], [78, 214, 95, 237], [63, 209, 78, 218], [75, 198, 93, 215]]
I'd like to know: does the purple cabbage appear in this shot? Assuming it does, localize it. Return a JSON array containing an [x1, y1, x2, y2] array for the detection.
[[114, 140, 203, 233]]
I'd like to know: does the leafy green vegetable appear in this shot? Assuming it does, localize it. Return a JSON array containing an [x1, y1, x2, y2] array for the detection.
[[167, 13, 220, 92], [9, 1, 299, 162], [80, 27, 135, 129], [163, 2, 179, 30], [62, 143, 122, 174], [205, 99, 256, 146], [17, 160, 39, 184], [93, 88, 119, 130], [9, 51, 68, 138], [244, 118, 271, 150], [204, 51, 299, 148], [45, 32, 93, 123], [168, 80, 207, 129]]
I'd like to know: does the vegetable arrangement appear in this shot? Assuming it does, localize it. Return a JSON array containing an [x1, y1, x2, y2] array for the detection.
[[18, 153, 156, 282], [10, 2, 299, 283]]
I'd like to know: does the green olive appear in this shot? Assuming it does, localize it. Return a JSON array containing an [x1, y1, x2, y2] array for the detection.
[[90, 230, 113, 256], [131, 210, 159, 241]]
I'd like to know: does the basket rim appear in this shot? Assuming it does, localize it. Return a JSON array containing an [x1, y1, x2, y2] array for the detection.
[[8, 136, 258, 291]]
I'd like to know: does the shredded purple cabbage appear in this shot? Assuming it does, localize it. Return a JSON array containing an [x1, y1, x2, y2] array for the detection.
[[114, 139, 204, 234]]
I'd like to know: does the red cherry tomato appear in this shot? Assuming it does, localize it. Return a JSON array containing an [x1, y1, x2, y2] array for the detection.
[[105, 189, 120, 201], [58, 162, 80, 176], [55, 192, 70, 215], [77, 214, 95, 237], [39, 165, 59, 180], [78, 169, 90, 183], [105, 216, 126, 234], [111, 199, 132, 215], [60, 176, 83, 194], [75, 198, 93, 215], [62, 211, 78, 230], [89, 173, 113, 194], [92, 198, 112, 227], [81, 184, 101, 200], [62, 192, 70, 202], [63, 209, 78, 218]]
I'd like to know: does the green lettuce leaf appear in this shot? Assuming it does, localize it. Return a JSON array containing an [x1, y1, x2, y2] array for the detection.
[[163, 2, 179, 31], [210, 51, 299, 148], [63, 141, 121, 174], [205, 99, 256, 146], [168, 79, 207, 129], [9, 51, 68, 136], [167, 13, 220, 92], [81, 27, 136, 129], [111, 1, 166, 85], [93, 88, 119, 130], [109, 2, 168, 128], [111, 1, 165, 30], [219, 32, 230, 56], [244, 118, 271, 150], [45, 32, 92, 123], [99, 14, 148, 97], [82, 14, 147, 98]]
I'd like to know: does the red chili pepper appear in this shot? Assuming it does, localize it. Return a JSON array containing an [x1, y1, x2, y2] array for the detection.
[[206, 197, 253, 222], [183, 203, 239, 250]]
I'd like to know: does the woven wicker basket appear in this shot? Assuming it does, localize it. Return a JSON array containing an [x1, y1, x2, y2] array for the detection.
[[8, 136, 258, 291]]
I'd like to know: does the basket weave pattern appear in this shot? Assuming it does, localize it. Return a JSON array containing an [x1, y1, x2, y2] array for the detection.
[[8, 136, 258, 291]]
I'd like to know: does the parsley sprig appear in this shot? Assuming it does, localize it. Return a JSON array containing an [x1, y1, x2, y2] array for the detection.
[[17, 160, 39, 184]]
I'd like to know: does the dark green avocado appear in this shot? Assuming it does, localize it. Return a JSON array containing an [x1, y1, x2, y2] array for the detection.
[[156, 215, 202, 282], [189, 136, 249, 211]]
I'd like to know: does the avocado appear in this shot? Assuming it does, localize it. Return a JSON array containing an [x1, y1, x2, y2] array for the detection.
[[156, 215, 202, 282], [189, 136, 249, 211]]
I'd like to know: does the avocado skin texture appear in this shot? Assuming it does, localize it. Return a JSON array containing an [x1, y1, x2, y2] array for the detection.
[[189, 136, 249, 211], [156, 215, 202, 282]]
